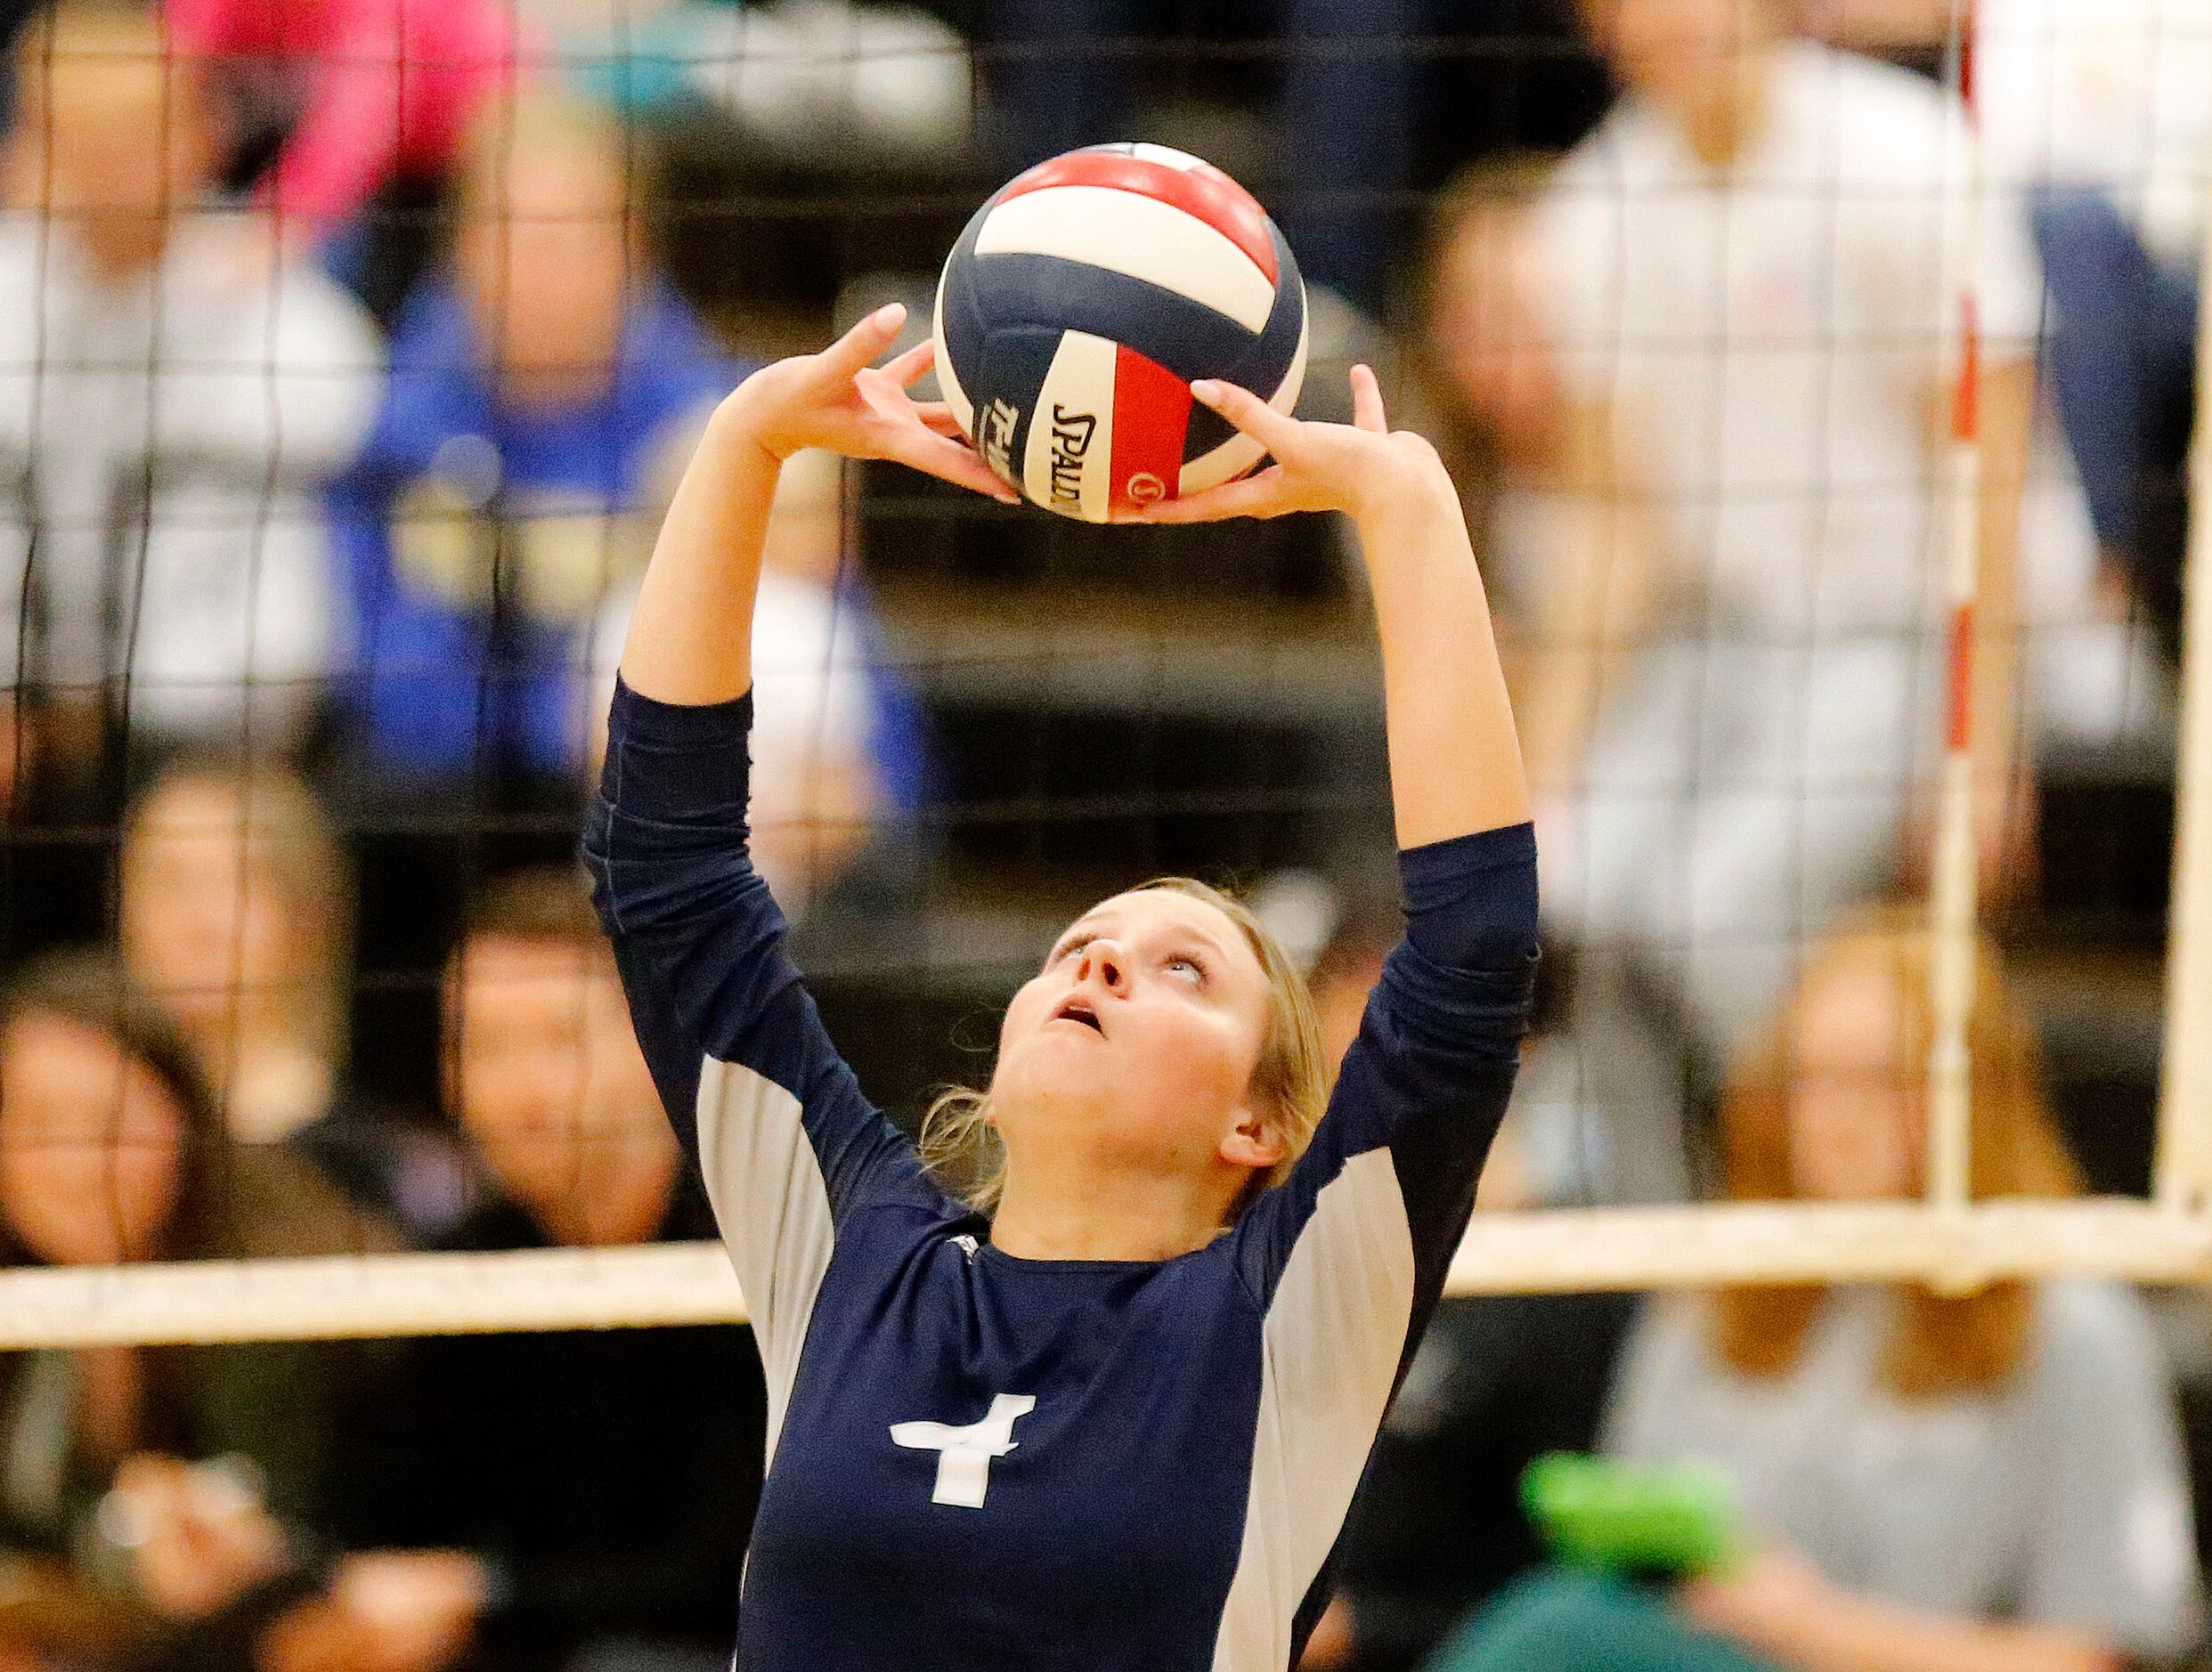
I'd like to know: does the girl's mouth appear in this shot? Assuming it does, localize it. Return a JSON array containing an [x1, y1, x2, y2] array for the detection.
[[1052, 998, 1104, 1035]]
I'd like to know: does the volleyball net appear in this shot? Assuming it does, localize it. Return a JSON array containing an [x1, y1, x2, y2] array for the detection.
[[0, 2, 2202, 1347]]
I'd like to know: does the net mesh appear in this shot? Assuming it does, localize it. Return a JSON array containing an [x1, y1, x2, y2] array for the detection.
[[0, 10, 2205, 1667], [0, 2, 2192, 1332]]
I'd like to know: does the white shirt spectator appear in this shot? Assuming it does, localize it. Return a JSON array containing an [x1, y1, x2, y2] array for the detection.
[[1536, 41, 2094, 644], [0, 213, 381, 751], [1509, 45, 2156, 1205], [1978, 0, 2212, 265]]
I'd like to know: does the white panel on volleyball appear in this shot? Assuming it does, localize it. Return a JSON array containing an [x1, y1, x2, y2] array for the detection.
[[974, 186, 1276, 334], [1179, 304, 1310, 496], [930, 272, 974, 436], [1021, 329, 1118, 523]]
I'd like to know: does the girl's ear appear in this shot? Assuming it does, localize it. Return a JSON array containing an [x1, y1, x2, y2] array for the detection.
[[1218, 1107, 1288, 1173]]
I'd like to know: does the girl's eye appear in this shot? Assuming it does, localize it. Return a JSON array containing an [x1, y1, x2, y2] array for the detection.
[[1052, 935, 1093, 965], [1167, 955, 1207, 984]]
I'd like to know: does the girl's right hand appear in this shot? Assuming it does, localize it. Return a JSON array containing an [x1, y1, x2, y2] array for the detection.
[[1134, 365, 1447, 526], [718, 304, 1016, 503]]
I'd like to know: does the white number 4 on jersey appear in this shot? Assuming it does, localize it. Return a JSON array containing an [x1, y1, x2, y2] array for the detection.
[[890, 1394, 1037, 1508]]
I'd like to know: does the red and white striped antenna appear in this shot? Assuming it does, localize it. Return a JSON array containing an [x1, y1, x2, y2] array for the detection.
[[1927, 0, 1986, 1217]]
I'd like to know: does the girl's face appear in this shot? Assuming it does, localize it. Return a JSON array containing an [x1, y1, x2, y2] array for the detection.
[[5, 41, 215, 281], [0, 1011, 185, 1265], [1785, 955, 1923, 1202], [121, 780, 300, 1031], [992, 890, 1281, 1194]]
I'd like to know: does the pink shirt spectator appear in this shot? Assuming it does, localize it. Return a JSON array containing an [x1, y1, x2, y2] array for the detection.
[[166, 0, 531, 228]]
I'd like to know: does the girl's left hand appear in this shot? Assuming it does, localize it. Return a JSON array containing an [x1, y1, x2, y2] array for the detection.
[[1134, 365, 1447, 524]]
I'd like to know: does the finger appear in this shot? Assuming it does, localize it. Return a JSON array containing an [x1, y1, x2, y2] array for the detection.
[[1189, 379, 1299, 453], [1134, 467, 1289, 524], [855, 375, 969, 439], [854, 365, 947, 416], [1349, 363, 1387, 434], [816, 303, 908, 381], [882, 429, 1020, 503], [882, 338, 935, 388]]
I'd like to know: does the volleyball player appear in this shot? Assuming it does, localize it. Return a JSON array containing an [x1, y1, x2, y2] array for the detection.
[[582, 302, 1536, 1670]]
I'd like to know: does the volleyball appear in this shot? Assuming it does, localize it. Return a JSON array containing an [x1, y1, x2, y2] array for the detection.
[[931, 142, 1309, 523]]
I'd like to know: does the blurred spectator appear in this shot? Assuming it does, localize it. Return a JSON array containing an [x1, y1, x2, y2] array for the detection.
[[1435, 911, 2201, 1671], [278, 867, 761, 1672], [577, 0, 972, 168], [1423, 158, 1701, 1207], [1978, 0, 2212, 652], [1421, 158, 1574, 621], [328, 92, 740, 809], [593, 445, 923, 925], [327, 87, 744, 1108], [1446, 0, 2151, 1202], [0, 0, 382, 764], [165, 0, 525, 235], [441, 868, 683, 1251], [119, 760, 479, 1244], [1740, 0, 2207, 650], [0, 952, 397, 1670]]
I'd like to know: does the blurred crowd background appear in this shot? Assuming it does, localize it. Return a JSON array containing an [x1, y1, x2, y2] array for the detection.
[[0, 0, 2199, 1668]]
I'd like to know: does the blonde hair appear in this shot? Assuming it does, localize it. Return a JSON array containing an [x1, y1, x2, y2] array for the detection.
[[919, 877, 1330, 1219], [1712, 906, 2080, 1400]]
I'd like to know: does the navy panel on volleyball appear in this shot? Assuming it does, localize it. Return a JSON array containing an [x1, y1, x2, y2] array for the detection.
[[931, 142, 1309, 524]]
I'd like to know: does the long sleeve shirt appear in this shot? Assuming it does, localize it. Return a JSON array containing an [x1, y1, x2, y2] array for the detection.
[[582, 678, 1539, 1672]]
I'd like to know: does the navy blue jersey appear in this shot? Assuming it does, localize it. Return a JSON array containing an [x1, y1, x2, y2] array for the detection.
[[583, 680, 1538, 1672]]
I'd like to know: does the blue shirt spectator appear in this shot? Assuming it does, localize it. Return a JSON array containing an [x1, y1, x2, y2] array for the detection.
[[328, 273, 737, 785]]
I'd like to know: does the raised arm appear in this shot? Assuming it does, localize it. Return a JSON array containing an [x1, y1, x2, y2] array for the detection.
[[585, 308, 1008, 1390], [616, 303, 1008, 705], [1146, 372, 1537, 1309], [596, 304, 1003, 1125]]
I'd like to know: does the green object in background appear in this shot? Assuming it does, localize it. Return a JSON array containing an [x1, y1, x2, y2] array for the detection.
[[1521, 1453, 1744, 1578]]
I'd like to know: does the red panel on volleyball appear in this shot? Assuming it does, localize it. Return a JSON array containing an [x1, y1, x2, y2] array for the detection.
[[1108, 345, 1193, 515], [994, 149, 1281, 285]]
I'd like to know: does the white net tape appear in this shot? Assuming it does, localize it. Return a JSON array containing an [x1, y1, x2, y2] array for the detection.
[[1, 1201, 2205, 1348]]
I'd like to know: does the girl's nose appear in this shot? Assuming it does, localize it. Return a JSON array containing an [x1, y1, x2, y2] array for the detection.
[[1078, 939, 1129, 993]]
